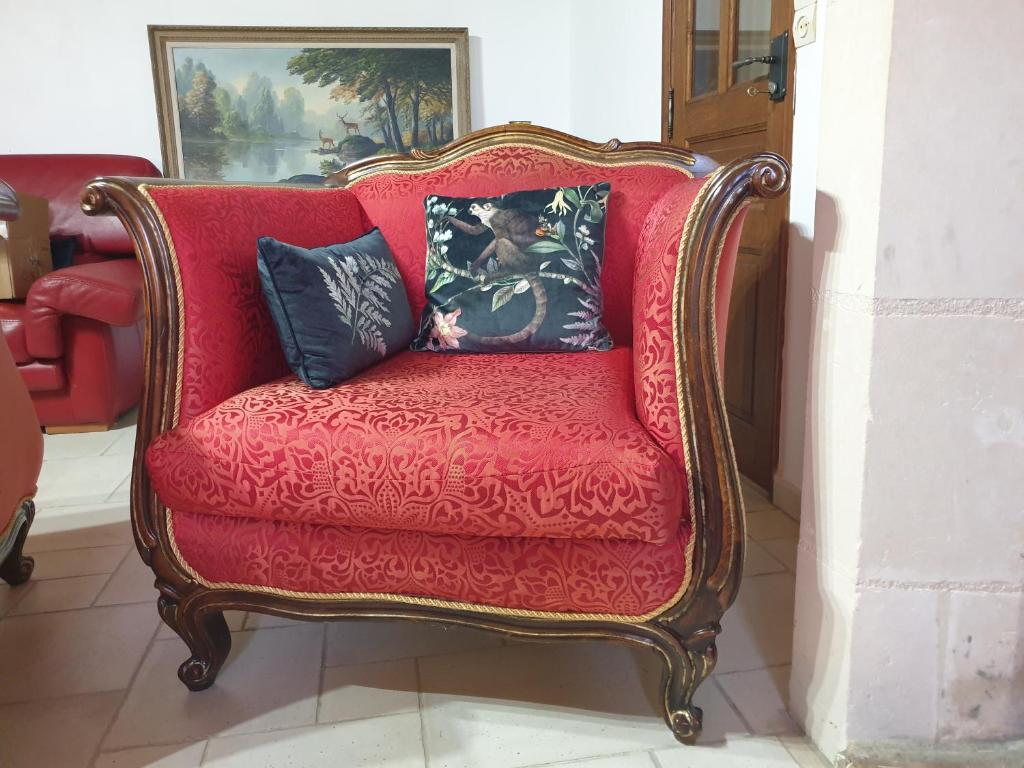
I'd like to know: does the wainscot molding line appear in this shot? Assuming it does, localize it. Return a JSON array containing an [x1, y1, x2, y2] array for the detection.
[[858, 578, 1024, 594], [811, 290, 1024, 319]]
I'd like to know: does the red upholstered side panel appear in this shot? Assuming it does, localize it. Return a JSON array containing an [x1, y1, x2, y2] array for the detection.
[[144, 186, 371, 422], [349, 147, 693, 345], [632, 180, 748, 470], [171, 509, 690, 616], [632, 182, 702, 469]]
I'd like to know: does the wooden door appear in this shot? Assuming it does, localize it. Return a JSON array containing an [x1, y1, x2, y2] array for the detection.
[[662, 0, 794, 492]]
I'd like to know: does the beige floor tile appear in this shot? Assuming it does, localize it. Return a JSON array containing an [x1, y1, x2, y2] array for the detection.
[[202, 713, 425, 768], [779, 735, 832, 767], [156, 610, 247, 640], [761, 538, 799, 572], [747, 510, 801, 541], [325, 618, 503, 667], [717, 665, 800, 736], [0, 602, 158, 703], [94, 742, 207, 768], [0, 583, 30, 618], [30, 543, 130, 580], [102, 426, 139, 456], [94, 550, 159, 606], [745, 539, 788, 576], [29, 501, 132, 538], [35, 456, 133, 508], [0, 690, 123, 768], [11, 573, 110, 615], [715, 573, 795, 674], [655, 735, 800, 767], [43, 429, 123, 460], [318, 658, 419, 724], [104, 624, 324, 750], [419, 641, 743, 768], [523, 754, 655, 768], [24, 519, 133, 554], [107, 474, 133, 503]]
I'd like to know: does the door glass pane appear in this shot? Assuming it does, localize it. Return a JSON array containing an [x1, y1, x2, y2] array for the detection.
[[735, 0, 771, 84], [691, 0, 720, 98]]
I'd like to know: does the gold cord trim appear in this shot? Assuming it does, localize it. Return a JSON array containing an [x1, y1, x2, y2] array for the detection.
[[138, 165, 728, 624]]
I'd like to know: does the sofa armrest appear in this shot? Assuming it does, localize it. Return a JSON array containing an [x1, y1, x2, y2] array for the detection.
[[24, 260, 143, 359], [82, 181, 371, 424]]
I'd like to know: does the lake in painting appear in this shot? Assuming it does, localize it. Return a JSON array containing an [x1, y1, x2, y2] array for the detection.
[[170, 44, 457, 181]]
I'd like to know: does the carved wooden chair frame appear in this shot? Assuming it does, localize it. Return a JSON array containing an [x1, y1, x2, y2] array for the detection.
[[82, 124, 789, 744]]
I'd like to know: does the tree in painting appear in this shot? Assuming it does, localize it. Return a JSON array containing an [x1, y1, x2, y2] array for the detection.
[[286, 48, 453, 153]]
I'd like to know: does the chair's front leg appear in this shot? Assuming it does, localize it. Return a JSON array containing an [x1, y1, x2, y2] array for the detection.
[[0, 499, 35, 586], [652, 621, 721, 744], [159, 592, 232, 691]]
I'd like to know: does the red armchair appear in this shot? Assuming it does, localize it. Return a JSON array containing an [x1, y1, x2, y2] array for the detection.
[[0, 185, 42, 586], [0, 154, 161, 430], [83, 125, 789, 744]]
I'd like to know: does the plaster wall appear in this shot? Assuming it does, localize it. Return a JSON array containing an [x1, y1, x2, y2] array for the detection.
[[793, 0, 1024, 759]]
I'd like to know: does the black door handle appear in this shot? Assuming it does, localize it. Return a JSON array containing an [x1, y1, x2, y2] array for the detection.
[[732, 55, 777, 68]]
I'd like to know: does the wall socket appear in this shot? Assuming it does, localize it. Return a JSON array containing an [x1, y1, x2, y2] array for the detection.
[[793, 2, 817, 48]]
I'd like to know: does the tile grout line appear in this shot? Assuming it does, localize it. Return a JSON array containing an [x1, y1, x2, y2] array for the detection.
[[415, 656, 430, 768], [89, 546, 136, 608], [712, 674, 757, 735], [314, 622, 328, 725], [648, 748, 667, 768], [87, 613, 165, 767]]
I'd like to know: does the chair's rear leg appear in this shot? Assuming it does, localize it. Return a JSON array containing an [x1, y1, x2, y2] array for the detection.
[[0, 500, 35, 586], [159, 594, 232, 691], [655, 622, 720, 745]]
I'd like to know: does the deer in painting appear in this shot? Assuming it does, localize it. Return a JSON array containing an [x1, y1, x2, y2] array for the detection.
[[338, 113, 361, 136], [318, 129, 335, 149]]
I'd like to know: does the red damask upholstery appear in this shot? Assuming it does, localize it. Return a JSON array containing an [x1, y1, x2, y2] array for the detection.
[[136, 143, 751, 617], [171, 508, 691, 615], [147, 349, 683, 545], [142, 186, 370, 422]]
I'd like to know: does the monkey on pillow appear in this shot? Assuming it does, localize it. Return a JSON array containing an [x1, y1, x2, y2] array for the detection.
[[413, 184, 613, 353]]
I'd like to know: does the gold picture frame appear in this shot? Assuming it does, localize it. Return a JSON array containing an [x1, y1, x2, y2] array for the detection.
[[148, 25, 471, 181]]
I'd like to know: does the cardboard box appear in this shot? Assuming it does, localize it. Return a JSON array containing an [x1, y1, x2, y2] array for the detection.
[[0, 193, 52, 300]]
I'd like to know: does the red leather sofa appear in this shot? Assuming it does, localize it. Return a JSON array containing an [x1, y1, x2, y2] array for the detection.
[[0, 155, 160, 430], [0, 184, 42, 586]]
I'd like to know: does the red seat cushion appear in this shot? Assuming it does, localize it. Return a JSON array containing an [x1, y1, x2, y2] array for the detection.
[[147, 348, 685, 545], [169, 508, 691, 617]]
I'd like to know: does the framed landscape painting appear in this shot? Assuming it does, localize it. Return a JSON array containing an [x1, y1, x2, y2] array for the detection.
[[148, 26, 470, 181]]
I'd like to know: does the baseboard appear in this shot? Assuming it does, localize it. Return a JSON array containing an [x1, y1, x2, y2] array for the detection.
[[838, 739, 1024, 767], [771, 472, 802, 521]]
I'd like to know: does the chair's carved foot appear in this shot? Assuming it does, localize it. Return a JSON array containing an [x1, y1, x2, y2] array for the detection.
[[159, 594, 232, 691], [657, 622, 720, 745], [0, 500, 35, 586]]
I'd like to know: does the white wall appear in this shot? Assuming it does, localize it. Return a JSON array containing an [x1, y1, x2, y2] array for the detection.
[[0, 1, 664, 166], [792, 0, 1024, 760], [568, 1, 663, 142]]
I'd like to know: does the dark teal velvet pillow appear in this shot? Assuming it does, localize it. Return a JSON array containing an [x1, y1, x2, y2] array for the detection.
[[412, 184, 613, 353], [257, 228, 414, 388]]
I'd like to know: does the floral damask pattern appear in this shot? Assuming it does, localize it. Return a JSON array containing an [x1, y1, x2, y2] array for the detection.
[[144, 185, 371, 421], [146, 348, 685, 545], [170, 508, 692, 616]]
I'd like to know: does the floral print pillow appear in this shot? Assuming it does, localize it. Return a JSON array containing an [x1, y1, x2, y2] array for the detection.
[[412, 184, 614, 353]]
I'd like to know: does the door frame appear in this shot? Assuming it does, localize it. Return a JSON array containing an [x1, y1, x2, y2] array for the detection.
[[660, 0, 795, 492]]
